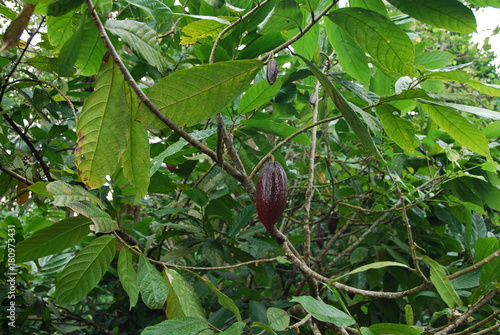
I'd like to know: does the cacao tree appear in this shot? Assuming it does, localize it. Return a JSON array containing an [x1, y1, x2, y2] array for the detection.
[[1, 0, 499, 334]]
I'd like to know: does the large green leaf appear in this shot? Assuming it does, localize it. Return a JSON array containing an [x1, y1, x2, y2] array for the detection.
[[290, 296, 355, 327], [118, 248, 139, 309], [325, 19, 370, 86], [136, 60, 262, 128], [422, 256, 463, 308], [420, 103, 492, 160], [46, 180, 105, 208], [55, 235, 116, 305], [181, 18, 234, 45], [259, 0, 302, 34], [65, 200, 119, 233], [467, 0, 500, 7], [126, 0, 172, 25], [267, 307, 290, 331], [376, 105, 419, 152], [328, 7, 415, 76], [296, 54, 379, 157], [57, 12, 106, 76], [415, 51, 454, 69], [237, 78, 283, 115], [387, 0, 477, 34], [75, 59, 131, 189], [47, 0, 83, 16], [138, 254, 169, 309], [140, 318, 208, 335], [164, 268, 206, 320], [105, 19, 169, 72], [47, 11, 78, 53], [16, 216, 91, 263], [467, 80, 500, 97]]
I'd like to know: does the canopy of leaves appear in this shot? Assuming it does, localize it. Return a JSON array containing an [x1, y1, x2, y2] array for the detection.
[[1, 0, 499, 334]]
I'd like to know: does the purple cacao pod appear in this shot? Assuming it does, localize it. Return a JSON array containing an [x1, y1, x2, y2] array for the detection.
[[256, 161, 288, 230]]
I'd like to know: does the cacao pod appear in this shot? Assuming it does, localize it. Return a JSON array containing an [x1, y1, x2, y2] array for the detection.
[[256, 161, 288, 230], [266, 58, 278, 85]]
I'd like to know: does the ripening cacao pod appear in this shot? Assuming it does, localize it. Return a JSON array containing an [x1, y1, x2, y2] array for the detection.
[[266, 58, 278, 85], [256, 161, 288, 230], [327, 213, 339, 235]]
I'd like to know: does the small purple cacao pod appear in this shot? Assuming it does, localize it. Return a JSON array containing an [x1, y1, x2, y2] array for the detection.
[[266, 58, 279, 85]]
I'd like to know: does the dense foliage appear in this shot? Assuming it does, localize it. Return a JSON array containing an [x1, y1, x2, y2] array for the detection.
[[1, 0, 500, 334]]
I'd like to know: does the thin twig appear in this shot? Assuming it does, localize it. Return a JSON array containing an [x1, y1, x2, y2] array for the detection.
[[0, 164, 33, 185], [435, 290, 499, 335]]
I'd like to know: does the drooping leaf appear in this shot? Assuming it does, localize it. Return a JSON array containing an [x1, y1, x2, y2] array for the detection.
[[267, 307, 290, 331], [56, 235, 116, 305], [296, 54, 380, 157], [46, 180, 105, 208], [387, 0, 477, 34], [220, 322, 246, 335], [136, 60, 262, 128], [259, 0, 303, 34], [328, 7, 415, 76], [163, 268, 206, 320], [47, 0, 84, 17], [350, 0, 388, 16], [420, 102, 492, 160], [186, 269, 242, 322], [75, 59, 131, 189], [474, 237, 500, 285], [46, 10, 79, 53], [290, 296, 355, 327], [325, 19, 370, 86], [140, 318, 208, 335], [105, 19, 169, 72], [237, 78, 283, 115], [181, 18, 235, 45], [125, 0, 173, 25], [376, 105, 419, 152], [16, 216, 91, 263], [118, 248, 139, 309], [422, 256, 463, 308], [415, 51, 455, 69], [332, 260, 411, 282], [65, 200, 119, 233], [138, 254, 169, 309], [467, 79, 500, 97]]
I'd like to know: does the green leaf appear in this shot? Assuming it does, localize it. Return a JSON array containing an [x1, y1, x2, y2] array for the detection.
[[467, 0, 500, 7], [126, 0, 173, 25], [16, 216, 91, 263], [186, 269, 242, 322], [369, 323, 423, 335], [296, 54, 380, 157], [387, 0, 477, 34], [118, 248, 139, 309], [376, 105, 419, 152], [140, 317, 208, 335], [46, 180, 105, 208], [419, 103, 492, 160], [65, 200, 119, 233], [220, 322, 246, 335], [164, 268, 207, 320], [350, 0, 388, 16], [259, 0, 303, 34], [137, 60, 261, 128], [332, 260, 411, 282], [328, 7, 415, 76], [181, 18, 233, 45], [379, 89, 430, 103], [138, 254, 169, 309], [405, 304, 414, 326], [467, 79, 500, 97], [290, 296, 355, 327], [56, 235, 116, 305], [240, 119, 311, 145], [422, 256, 463, 308], [326, 19, 370, 86], [474, 237, 500, 285], [267, 307, 289, 331], [415, 51, 454, 69], [75, 59, 131, 189], [237, 78, 283, 115], [251, 322, 277, 335], [47, 0, 83, 17], [47, 11, 79, 53], [121, 82, 150, 204], [105, 19, 169, 72]]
